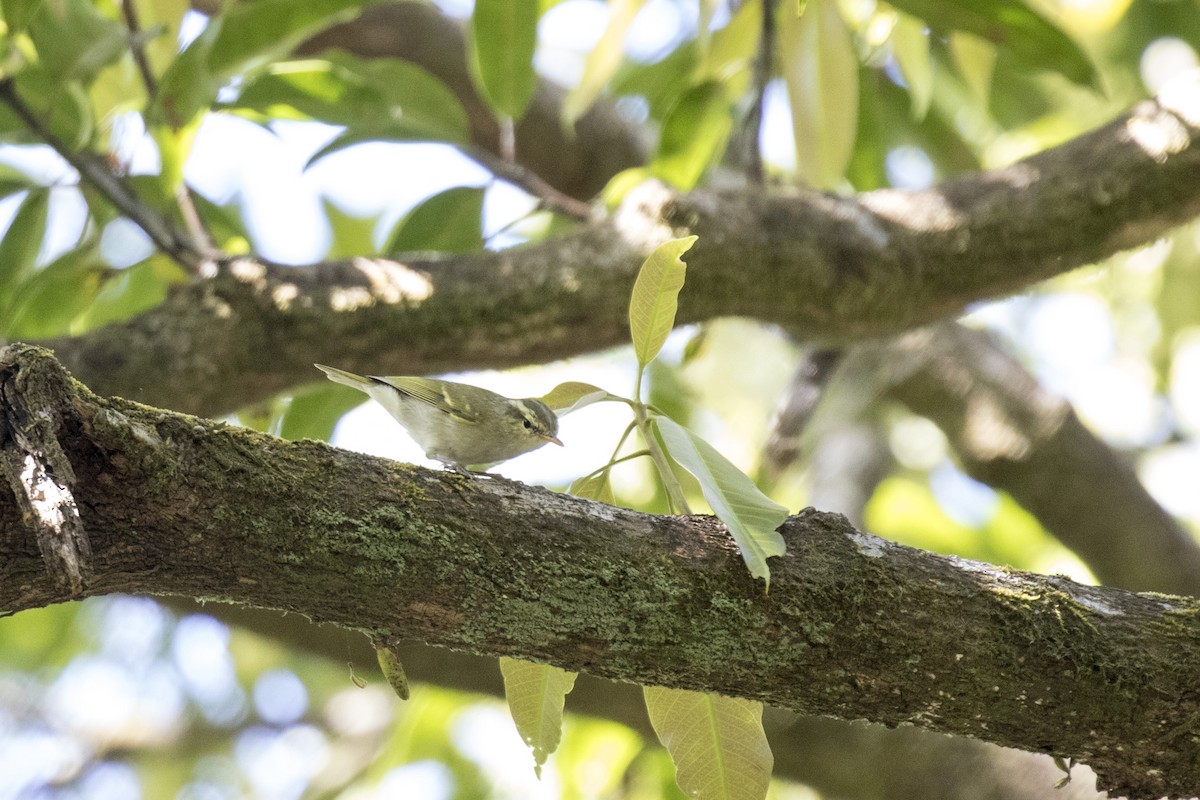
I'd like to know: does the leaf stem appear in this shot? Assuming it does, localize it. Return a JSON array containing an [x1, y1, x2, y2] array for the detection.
[[633, 368, 691, 514]]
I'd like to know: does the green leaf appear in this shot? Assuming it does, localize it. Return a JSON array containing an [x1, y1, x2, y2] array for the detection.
[[155, 0, 383, 125], [278, 383, 368, 442], [651, 80, 732, 190], [26, 0, 128, 86], [500, 657, 579, 778], [949, 31, 997, 106], [611, 40, 697, 122], [891, 13, 933, 120], [376, 646, 410, 701], [643, 687, 772, 800], [654, 416, 788, 587], [0, 162, 39, 201], [693, 0, 760, 92], [1, 0, 44, 34], [385, 186, 485, 254], [780, 0, 859, 189], [229, 52, 469, 149], [629, 235, 698, 368], [0, 188, 49, 306], [569, 470, 615, 505], [2, 239, 104, 338], [538, 381, 612, 414], [562, 0, 644, 128], [469, 0, 539, 121], [887, 0, 1096, 89], [322, 198, 379, 259], [71, 254, 186, 333]]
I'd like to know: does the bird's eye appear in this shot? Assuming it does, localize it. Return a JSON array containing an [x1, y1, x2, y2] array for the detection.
[[523, 419, 533, 429]]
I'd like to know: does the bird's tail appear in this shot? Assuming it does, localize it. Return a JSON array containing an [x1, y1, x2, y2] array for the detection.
[[314, 364, 371, 391]]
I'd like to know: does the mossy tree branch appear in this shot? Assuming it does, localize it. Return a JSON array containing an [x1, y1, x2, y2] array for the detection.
[[1, 344, 1198, 799]]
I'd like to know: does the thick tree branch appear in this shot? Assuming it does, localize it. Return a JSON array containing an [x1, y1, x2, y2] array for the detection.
[[35, 72, 1200, 416], [890, 324, 1200, 596], [186, 600, 1107, 799], [1, 344, 1197, 799]]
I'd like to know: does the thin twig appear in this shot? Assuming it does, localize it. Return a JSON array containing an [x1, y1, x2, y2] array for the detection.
[[746, 0, 778, 184], [464, 146, 595, 221], [119, 0, 217, 257], [0, 79, 206, 274], [119, 0, 158, 99]]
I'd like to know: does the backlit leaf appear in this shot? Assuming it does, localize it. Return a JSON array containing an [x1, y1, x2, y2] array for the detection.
[[0, 188, 49, 306], [385, 186, 485, 254], [644, 686, 772, 800], [888, 0, 1097, 89], [780, 0, 859, 189], [562, 0, 644, 128], [2, 239, 104, 338], [629, 235, 698, 368], [500, 657, 578, 778], [469, 0, 539, 121], [891, 13, 933, 120], [654, 416, 788, 587], [538, 381, 612, 415], [569, 471, 616, 505], [950, 31, 996, 106], [651, 81, 732, 190], [231, 52, 469, 149], [155, 0, 383, 125]]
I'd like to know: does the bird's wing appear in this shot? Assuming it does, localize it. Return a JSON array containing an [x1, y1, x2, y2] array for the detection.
[[372, 377, 482, 424]]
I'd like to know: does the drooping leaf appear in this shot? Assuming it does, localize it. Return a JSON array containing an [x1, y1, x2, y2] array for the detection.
[[469, 0, 539, 121], [0, 188, 49, 306], [651, 81, 732, 190], [569, 470, 616, 505], [500, 657, 578, 778], [654, 416, 788, 587], [155, 0, 384, 126], [229, 52, 470, 150], [562, 0, 645, 128], [2, 239, 104, 338], [887, 0, 1097, 89], [891, 13, 933, 120], [629, 235, 698, 369], [385, 186, 485, 254], [780, 0, 859, 189], [376, 646, 410, 701], [644, 687, 773, 800], [538, 381, 613, 415], [693, 0, 760, 94]]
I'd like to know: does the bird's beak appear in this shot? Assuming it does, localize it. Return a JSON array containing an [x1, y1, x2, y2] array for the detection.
[[544, 434, 564, 447]]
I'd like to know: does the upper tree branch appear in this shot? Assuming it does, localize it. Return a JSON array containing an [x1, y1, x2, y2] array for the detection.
[[1, 343, 1197, 799], [34, 72, 1200, 416]]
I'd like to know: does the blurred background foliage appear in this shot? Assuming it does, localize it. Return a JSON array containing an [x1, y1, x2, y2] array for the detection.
[[0, 0, 1198, 796]]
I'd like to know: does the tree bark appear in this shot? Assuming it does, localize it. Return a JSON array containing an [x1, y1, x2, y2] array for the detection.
[[36, 66, 1200, 416], [2, 343, 1197, 800]]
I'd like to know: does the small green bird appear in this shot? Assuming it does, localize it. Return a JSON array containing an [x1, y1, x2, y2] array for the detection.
[[315, 364, 562, 472]]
